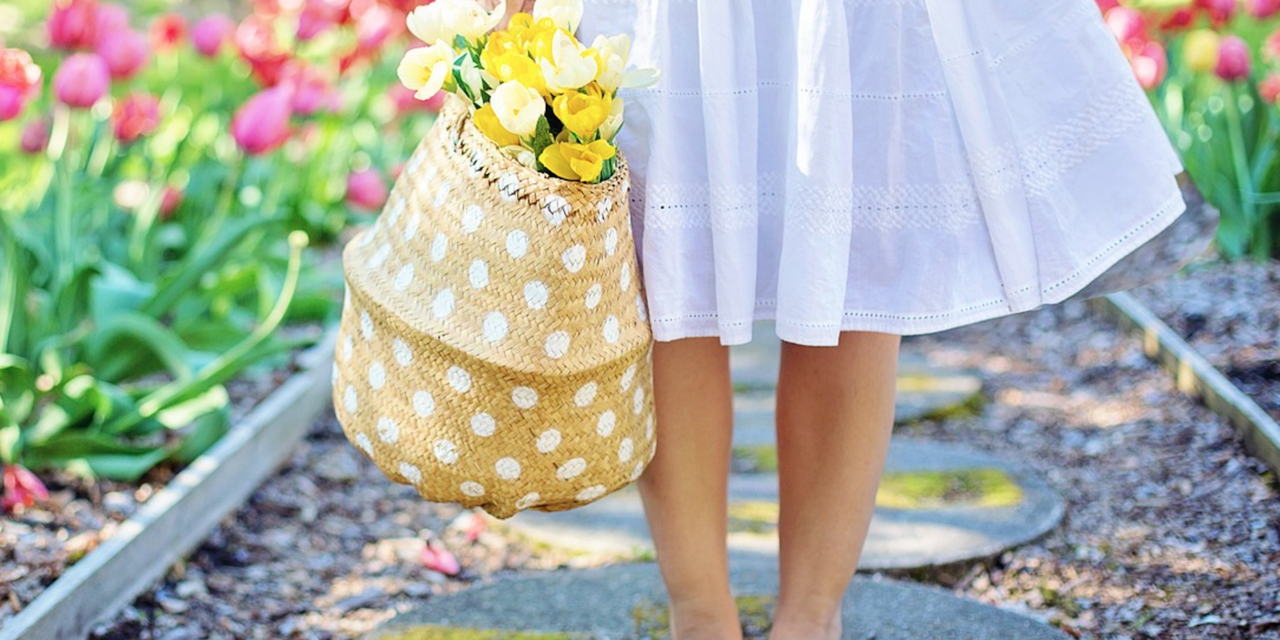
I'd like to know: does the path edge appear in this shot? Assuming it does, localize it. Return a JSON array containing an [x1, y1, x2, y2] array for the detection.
[[0, 327, 339, 640], [1087, 291, 1280, 475]]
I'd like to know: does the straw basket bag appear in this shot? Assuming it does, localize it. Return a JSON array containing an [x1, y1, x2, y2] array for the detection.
[[332, 97, 656, 519]]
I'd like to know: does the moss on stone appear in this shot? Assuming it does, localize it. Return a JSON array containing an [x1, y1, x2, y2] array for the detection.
[[727, 500, 780, 534], [876, 467, 1023, 509], [633, 594, 779, 639], [731, 444, 779, 473]]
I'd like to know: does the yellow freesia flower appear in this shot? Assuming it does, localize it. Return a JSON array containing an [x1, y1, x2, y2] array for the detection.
[[474, 103, 521, 147], [539, 140, 616, 183], [552, 86, 612, 139]]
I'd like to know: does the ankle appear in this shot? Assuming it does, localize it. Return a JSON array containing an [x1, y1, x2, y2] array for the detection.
[[668, 598, 743, 640], [768, 602, 842, 640]]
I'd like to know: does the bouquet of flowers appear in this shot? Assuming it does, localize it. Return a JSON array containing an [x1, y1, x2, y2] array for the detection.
[[395, 0, 658, 183], [332, 0, 662, 519]]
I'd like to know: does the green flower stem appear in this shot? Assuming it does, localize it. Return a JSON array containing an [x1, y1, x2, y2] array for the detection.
[[1223, 82, 1261, 256], [0, 216, 19, 355], [194, 156, 245, 253], [104, 231, 309, 435]]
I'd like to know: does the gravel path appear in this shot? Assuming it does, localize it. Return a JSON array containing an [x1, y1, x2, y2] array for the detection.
[[1128, 255, 1280, 424], [85, 289, 1280, 640]]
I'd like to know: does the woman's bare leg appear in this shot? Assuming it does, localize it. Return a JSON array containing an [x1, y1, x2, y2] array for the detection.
[[768, 331, 902, 640], [638, 337, 742, 640]]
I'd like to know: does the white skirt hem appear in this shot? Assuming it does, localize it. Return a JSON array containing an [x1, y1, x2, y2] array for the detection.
[[647, 171, 1189, 347]]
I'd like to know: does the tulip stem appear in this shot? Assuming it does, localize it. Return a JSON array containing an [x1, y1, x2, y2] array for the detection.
[[196, 157, 244, 253], [1223, 83, 1263, 258]]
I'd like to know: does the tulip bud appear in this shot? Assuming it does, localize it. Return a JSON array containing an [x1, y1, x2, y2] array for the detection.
[[0, 48, 43, 121], [1105, 7, 1144, 44], [1247, 0, 1280, 19], [21, 118, 50, 154], [1183, 29, 1221, 73], [48, 0, 100, 51], [112, 93, 160, 143], [192, 14, 235, 58], [94, 3, 130, 35], [96, 29, 149, 80], [149, 13, 187, 52], [231, 85, 293, 155], [346, 168, 389, 211], [1215, 35, 1251, 82], [1130, 41, 1168, 90], [2, 464, 49, 513], [54, 53, 110, 109], [160, 186, 183, 220]]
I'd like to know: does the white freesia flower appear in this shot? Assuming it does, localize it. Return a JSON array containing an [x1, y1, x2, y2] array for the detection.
[[533, 0, 584, 33], [407, 0, 505, 45], [591, 33, 631, 92], [489, 80, 544, 137], [500, 144, 538, 169], [539, 30, 599, 94], [398, 41, 455, 100], [599, 95, 624, 141], [622, 66, 661, 89]]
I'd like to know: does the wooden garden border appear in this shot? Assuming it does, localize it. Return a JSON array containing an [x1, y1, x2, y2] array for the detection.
[[1088, 291, 1280, 475], [0, 328, 338, 640]]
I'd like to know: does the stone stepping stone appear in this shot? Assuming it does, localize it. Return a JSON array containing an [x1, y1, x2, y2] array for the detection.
[[362, 561, 1070, 640], [730, 322, 984, 424], [490, 438, 1064, 571]]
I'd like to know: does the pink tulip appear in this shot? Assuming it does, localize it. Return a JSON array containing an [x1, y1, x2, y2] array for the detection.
[[1130, 40, 1168, 90], [112, 93, 160, 143], [159, 186, 183, 220], [96, 29, 149, 80], [346, 168, 388, 211], [236, 16, 292, 86], [21, 118, 50, 154], [1094, 0, 1121, 12], [192, 15, 234, 58], [1197, 0, 1237, 26], [54, 53, 110, 108], [0, 48, 42, 121], [149, 13, 187, 52], [1215, 35, 1251, 82], [420, 538, 461, 576], [1247, 0, 1280, 19], [1104, 7, 1145, 44], [231, 86, 293, 155], [283, 63, 333, 116], [94, 3, 130, 35], [2, 464, 50, 513], [298, 0, 345, 41], [48, 0, 100, 50]]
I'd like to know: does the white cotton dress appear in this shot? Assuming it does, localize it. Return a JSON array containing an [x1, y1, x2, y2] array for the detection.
[[575, 0, 1189, 347]]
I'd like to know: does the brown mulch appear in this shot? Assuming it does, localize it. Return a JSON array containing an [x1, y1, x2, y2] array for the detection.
[[1126, 255, 1280, 425]]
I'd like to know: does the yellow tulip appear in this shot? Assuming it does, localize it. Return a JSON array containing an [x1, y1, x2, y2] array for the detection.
[[539, 140, 616, 183], [474, 103, 521, 147], [552, 87, 612, 139], [1183, 29, 1220, 73]]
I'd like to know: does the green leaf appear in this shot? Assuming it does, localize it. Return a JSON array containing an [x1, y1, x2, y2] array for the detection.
[[168, 411, 229, 465], [142, 217, 280, 318], [85, 312, 196, 383], [530, 116, 555, 169], [155, 384, 229, 430]]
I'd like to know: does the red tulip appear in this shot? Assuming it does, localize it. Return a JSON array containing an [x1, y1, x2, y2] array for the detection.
[[420, 538, 461, 576], [192, 14, 235, 58], [231, 85, 293, 155], [0, 48, 42, 121], [149, 13, 187, 52], [346, 168, 388, 211], [20, 118, 50, 154], [1215, 35, 1251, 82], [1130, 40, 1168, 90], [96, 29, 149, 80], [1160, 8, 1195, 31], [112, 93, 160, 143], [159, 186, 183, 220], [2, 464, 50, 513], [1265, 28, 1280, 63], [48, 0, 100, 50], [235, 16, 292, 86], [54, 53, 109, 109]]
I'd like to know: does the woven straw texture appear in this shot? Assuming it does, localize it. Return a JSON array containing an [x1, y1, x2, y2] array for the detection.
[[333, 97, 656, 519]]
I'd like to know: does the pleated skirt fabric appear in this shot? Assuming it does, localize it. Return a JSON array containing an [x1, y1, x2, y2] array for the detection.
[[576, 0, 1189, 347]]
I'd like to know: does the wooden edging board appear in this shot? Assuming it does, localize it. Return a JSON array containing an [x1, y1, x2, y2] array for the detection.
[[0, 327, 339, 640], [1087, 291, 1280, 475]]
